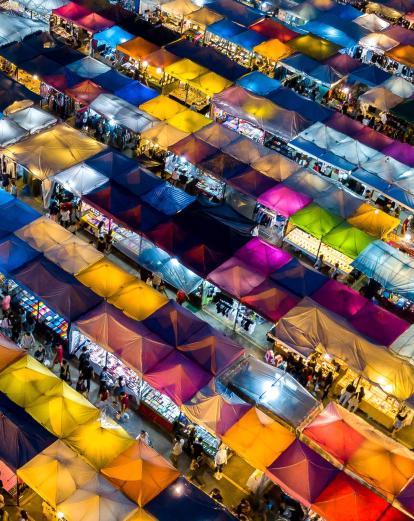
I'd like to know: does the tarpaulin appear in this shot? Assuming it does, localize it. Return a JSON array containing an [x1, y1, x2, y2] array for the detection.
[[258, 185, 312, 218], [290, 203, 344, 239], [312, 279, 367, 319]]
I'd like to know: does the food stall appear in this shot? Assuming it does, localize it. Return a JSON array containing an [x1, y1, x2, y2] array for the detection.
[[159, 0, 200, 32], [164, 58, 209, 106], [141, 48, 180, 87], [253, 38, 293, 76], [116, 36, 159, 77], [92, 26, 134, 65], [184, 7, 223, 40]]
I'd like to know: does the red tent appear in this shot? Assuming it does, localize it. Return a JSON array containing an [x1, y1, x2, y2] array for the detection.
[[52, 2, 92, 21], [75, 12, 115, 34], [146, 221, 193, 257], [249, 19, 298, 42], [65, 80, 105, 105], [180, 243, 227, 277], [242, 280, 299, 322], [312, 279, 368, 320]]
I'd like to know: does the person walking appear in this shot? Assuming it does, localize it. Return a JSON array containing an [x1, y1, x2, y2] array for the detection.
[[338, 381, 356, 407], [52, 343, 63, 370], [214, 445, 228, 480], [136, 430, 151, 445], [80, 360, 93, 395], [60, 359, 71, 384], [170, 436, 184, 467]]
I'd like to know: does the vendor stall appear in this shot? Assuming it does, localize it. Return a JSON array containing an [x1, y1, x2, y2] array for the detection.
[[253, 38, 293, 76], [0, 12, 46, 47], [159, 0, 200, 32], [7, 106, 57, 134], [92, 26, 134, 65], [184, 7, 223, 40], [117, 36, 159, 77]]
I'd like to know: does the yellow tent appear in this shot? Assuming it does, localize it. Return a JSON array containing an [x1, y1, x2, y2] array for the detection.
[[17, 440, 96, 507], [347, 203, 399, 239], [26, 380, 100, 437], [15, 216, 73, 252], [161, 0, 199, 17], [140, 122, 189, 149], [139, 95, 186, 121], [251, 154, 301, 181], [165, 59, 208, 82], [222, 408, 295, 471], [167, 109, 211, 133], [57, 474, 138, 521], [44, 236, 104, 275], [76, 259, 136, 298], [0, 334, 23, 373], [254, 38, 293, 62], [117, 37, 159, 62], [101, 440, 179, 506], [0, 355, 59, 408], [188, 7, 223, 27], [108, 280, 167, 320], [66, 417, 134, 470], [288, 34, 341, 61], [4, 124, 106, 181], [188, 72, 233, 97], [124, 510, 157, 521]]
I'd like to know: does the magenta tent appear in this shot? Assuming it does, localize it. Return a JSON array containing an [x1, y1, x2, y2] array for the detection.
[[144, 350, 211, 405], [383, 142, 414, 168], [241, 280, 299, 322], [234, 238, 292, 276], [75, 12, 115, 34], [266, 439, 338, 507], [74, 302, 172, 375], [312, 279, 367, 319], [258, 185, 312, 218], [52, 2, 92, 21], [350, 301, 409, 346], [207, 258, 266, 299]]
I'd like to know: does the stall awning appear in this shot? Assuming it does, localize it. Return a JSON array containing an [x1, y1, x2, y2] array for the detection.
[[207, 257, 266, 299], [236, 71, 280, 96], [315, 187, 363, 219], [391, 99, 414, 124], [288, 34, 342, 60], [65, 79, 106, 105], [0, 199, 40, 239], [227, 29, 267, 52], [44, 236, 103, 275], [52, 1, 91, 21], [114, 81, 157, 106], [117, 36, 159, 61], [321, 222, 374, 259], [142, 182, 196, 215], [195, 121, 239, 149], [0, 118, 27, 147], [253, 38, 293, 62], [269, 87, 333, 123], [281, 53, 320, 74], [387, 44, 414, 67], [359, 32, 399, 52], [141, 121, 189, 149], [93, 26, 134, 49], [0, 12, 46, 46], [249, 18, 298, 42], [0, 72, 41, 112], [270, 258, 327, 298], [140, 95, 185, 121], [283, 169, 335, 199], [290, 203, 344, 239], [188, 7, 223, 26], [312, 278, 368, 320], [161, 0, 199, 16], [85, 149, 138, 179], [115, 166, 164, 197], [347, 203, 400, 239], [93, 69, 134, 95], [167, 109, 211, 133], [74, 12, 114, 34], [76, 258, 135, 299], [165, 58, 208, 82], [207, 0, 263, 27], [348, 64, 391, 87], [258, 185, 312, 218], [67, 56, 111, 79], [18, 0, 68, 16], [381, 76, 414, 98], [359, 86, 403, 111], [52, 162, 108, 197], [251, 153, 300, 182], [355, 12, 390, 31], [206, 18, 245, 39], [145, 48, 179, 70], [0, 235, 40, 274], [108, 280, 168, 321], [8, 107, 57, 134]]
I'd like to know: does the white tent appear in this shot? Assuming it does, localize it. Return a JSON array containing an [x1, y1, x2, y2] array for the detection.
[[0, 13, 47, 46], [90, 93, 157, 134], [359, 87, 404, 111], [330, 138, 378, 165], [359, 33, 399, 52], [53, 163, 108, 197], [381, 76, 414, 99], [360, 153, 410, 182], [17, 0, 68, 18], [8, 107, 57, 134], [299, 122, 349, 150], [354, 13, 390, 31], [0, 119, 27, 147]]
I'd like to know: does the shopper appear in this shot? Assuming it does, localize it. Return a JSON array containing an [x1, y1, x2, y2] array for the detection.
[[118, 392, 130, 421], [210, 488, 223, 503], [214, 444, 228, 480], [60, 359, 71, 384], [18, 510, 28, 521], [176, 289, 186, 305], [78, 346, 90, 372], [34, 345, 46, 364], [136, 430, 151, 445], [1, 292, 10, 314], [19, 331, 34, 352], [338, 381, 356, 407], [170, 436, 184, 467], [314, 254, 324, 271], [113, 376, 126, 404], [392, 406, 409, 436], [76, 374, 87, 396], [192, 437, 204, 459], [187, 453, 207, 486], [321, 371, 334, 400], [329, 262, 340, 280], [52, 343, 63, 370], [60, 207, 71, 228], [80, 360, 93, 394]]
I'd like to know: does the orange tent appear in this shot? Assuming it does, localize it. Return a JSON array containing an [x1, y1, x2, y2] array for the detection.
[[101, 440, 179, 506], [0, 334, 23, 373], [117, 37, 159, 61], [387, 44, 414, 68]]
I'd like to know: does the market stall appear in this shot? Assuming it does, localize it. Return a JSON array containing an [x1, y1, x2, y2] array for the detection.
[[0, 12, 46, 47], [140, 121, 189, 154], [159, 0, 200, 32], [0, 118, 27, 147], [92, 26, 134, 65], [141, 48, 180, 87], [7, 106, 57, 134], [184, 7, 223, 39], [253, 38, 293, 76], [44, 237, 104, 275], [117, 36, 159, 77]]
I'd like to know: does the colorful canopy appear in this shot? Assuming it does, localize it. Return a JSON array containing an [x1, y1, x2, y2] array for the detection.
[[290, 203, 344, 239], [0, 11, 46, 46], [288, 34, 341, 60], [93, 26, 134, 49], [108, 280, 168, 320], [251, 153, 300, 181], [44, 237, 103, 275], [165, 58, 208, 82], [67, 56, 111, 79], [258, 185, 312, 218], [234, 238, 292, 276], [0, 199, 40, 239], [65, 79, 106, 105], [161, 0, 199, 17], [8, 107, 57, 134], [208, 257, 266, 299], [270, 259, 327, 298], [0, 119, 27, 147], [140, 95, 186, 121], [359, 87, 403, 111], [188, 7, 223, 26], [222, 407, 295, 471], [253, 38, 293, 61], [15, 216, 72, 252], [322, 222, 374, 259], [53, 162, 108, 197], [0, 235, 40, 275], [347, 203, 399, 239], [101, 440, 179, 506], [167, 109, 211, 133], [188, 71, 233, 97], [312, 279, 368, 320], [117, 36, 159, 61], [76, 259, 135, 298], [141, 122, 189, 149], [74, 12, 114, 34], [387, 44, 414, 68], [250, 18, 298, 42]]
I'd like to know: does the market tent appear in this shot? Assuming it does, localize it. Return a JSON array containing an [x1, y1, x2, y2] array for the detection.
[[348, 64, 391, 87], [8, 107, 57, 134], [15, 216, 73, 252], [254, 38, 293, 63], [312, 279, 367, 320], [165, 58, 208, 82], [114, 81, 158, 106], [67, 56, 111, 79], [117, 36, 159, 61], [108, 280, 168, 320], [141, 122, 189, 149], [312, 472, 392, 521], [188, 71, 233, 97], [227, 168, 277, 198], [93, 26, 134, 49], [182, 380, 251, 436], [17, 440, 96, 507], [381, 75, 414, 98], [307, 63, 343, 87], [0, 235, 40, 274], [58, 473, 137, 521], [0, 119, 27, 147], [65, 79, 106, 105], [52, 1, 91, 21], [242, 280, 300, 322], [324, 53, 361, 75], [0, 391, 56, 471], [397, 480, 414, 516], [0, 333, 24, 374], [236, 71, 281, 96], [0, 12, 46, 46], [290, 203, 344, 239], [281, 53, 320, 75], [11, 50, 59, 78], [74, 301, 172, 375], [234, 238, 292, 276], [207, 0, 263, 26], [195, 122, 239, 149], [43, 66, 82, 92], [142, 182, 196, 215], [288, 34, 341, 60], [144, 350, 211, 405], [101, 440, 179, 506], [76, 258, 135, 298], [266, 440, 338, 507], [17, 0, 68, 17], [0, 72, 41, 112], [169, 134, 218, 164], [381, 142, 414, 168], [0, 355, 59, 408], [44, 237, 103, 275], [387, 44, 414, 68], [66, 417, 134, 469], [322, 222, 374, 259], [74, 12, 114, 34], [5, 124, 106, 182], [391, 326, 414, 360], [359, 86, 403, 111], [206, 18, 245, 39], [140, 95, 186, 121], [223, 135, 270, 165], [161, 0, 199, 16], [314, 187, 363, 219], [199, 151, 249, 180], [187, 7, 223, 27], [391, 98, 414, 124], [167, 109, 211, 133], [181, 243, 227, 278], [0, 198, 40, 239], [90, 93, 157, 134], [207, 257, 266, 299], [13, 257, 103, 322], [222, 407, 295, 471], [85, 149, 138, 179], [251, 153, 300, 182], [25, 380, 99, 437], [347, 203, 399, 238], [250, 18, 298, 42], [52, 162, 108, 197], [227, 29, 267, 52], [258, 185, 312, 218], [145, 48, 179, 71], [359, 33, 399, 52], [355, 12, 390, 31], [115, 167, 164, 197]]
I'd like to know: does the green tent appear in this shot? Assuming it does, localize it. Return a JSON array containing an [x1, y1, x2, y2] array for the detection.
[[290, 203, 343, 239], [322, 222, 374, 259], [391, 99, 414, 124]]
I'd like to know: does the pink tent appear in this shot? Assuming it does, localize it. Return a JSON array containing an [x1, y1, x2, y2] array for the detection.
[[207, 258, 266, 299], [241, 280, 299, 322], [75, 12, 115, 33], [258, 185, 312, 218], [52, 2, 91, 21], [266, 440, 338, 507], [234, 238, 292, 276], [312, 279, 368, 320], [144, 350, 211, 405], [350, 301, 409, 347]]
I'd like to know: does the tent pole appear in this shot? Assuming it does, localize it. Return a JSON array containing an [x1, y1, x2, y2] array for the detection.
[[233, 300, 241, 332]]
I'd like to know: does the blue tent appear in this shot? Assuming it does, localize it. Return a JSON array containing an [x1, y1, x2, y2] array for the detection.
[[84, 181, 139, 216], [0, 190, 13, 207], [227, 29, 267, 51], [324, 3, 360, 21], [0, 235, 40, 274], [43, 45, 83, 66], [0, 200, 40, 239], [18, 55, 61, 80], [67, 56, 111, 79], [281, 53, 321, 74], [93, 26, 134, 49], [0, 40, 41, 67], [114, 81, 158, 105], [86, 149, 139, 179], [142, 183, 196, 216], [270, 258, 327, 297], [146, 478, 237, 520], [206, 19, 245, 39], [348, 64, 391, 87], [237, 71, 281, 96], [384, 185, 414, 211], [208, 0, 263, 27], [0, 72, 41, 112], [94, 69, 134, 93], [308, 64, 343, 86], [270, 87, 333, 122], [117, 201, 168, 233], [116, 166, 163, 196], [352, 240, 414, 301], [289, 136, 355, 171], [351, 168, 391, 192], [300, 20, 359, 48], [0, 391, 56, 471]]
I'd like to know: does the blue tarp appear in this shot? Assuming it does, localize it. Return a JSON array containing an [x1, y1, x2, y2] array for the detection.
[[289, 136, 355, 171], [117, 201, 168, 233], [351, 168, 391, 192], [270, 258, 327, 297], [324, 3, 360, 21], [93, 25, 133, 49], [384, 185, 414, 211], [94, 69, 134, 93], [207, 0, 263, 27], [114, 81, 158, 105], [142, 183, 196, 216], [206, 19, 244, 39], [146, 478, 237, 520], [0, 200, 40, 239], [352, 240, 414, 300], [281, 53, 320, 74], [67, 56, 111, 79], [348, 64, 391, 87], [85, 149, 139, 178], [308, 64, 343, 86], [116, 166, 164, 196], [300, 21, 357, 48], [227, 29, 267, 51], [0, 391, 56, 471], [0, 235, 40, 274], [270, 87, 333, 122], [237, 71, 281, 96], [0, 190, 13, 207], [84, 181, 139, 216], [0, 72, 41, 111]]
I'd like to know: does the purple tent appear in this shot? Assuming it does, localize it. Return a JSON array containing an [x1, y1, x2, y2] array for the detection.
[[13, 258, 102, 322], [398, 479, 414, 516], [312, 279, 367, 320], [242, 280, 300, 322], [258, 185, 312, 218], [75, 301, 172, 375], [270, 258, 327, 297], [144, 350, 211, 405], [382, 142, 414, 168], [349, 301, 410, 347], [234, 238, 292, 276], [266, 439, 338, 507], [207, 257, 266, 299]]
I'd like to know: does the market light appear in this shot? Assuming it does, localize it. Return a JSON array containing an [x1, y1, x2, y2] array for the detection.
[[323, 353, 332, 361], [171, 258, 179, 266], [57, 513, 65, 520], [342, 87, 349, 94], [142, 60, 148, 67], [156, 67, 162, 74], [374, 209, 379, 214], [33, 74, 39, 80], [172, 482, 185, 496], [405, 233, 412, 241]]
